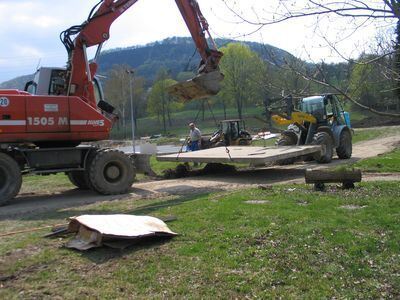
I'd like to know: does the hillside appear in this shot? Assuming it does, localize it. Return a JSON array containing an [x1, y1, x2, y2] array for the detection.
[[98, 37, 295, 81], [0, 74, 33, 90], [0, 37, 295, 89]]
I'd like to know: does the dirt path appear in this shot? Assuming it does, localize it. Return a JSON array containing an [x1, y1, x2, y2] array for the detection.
[[1, 133, 399, 220]]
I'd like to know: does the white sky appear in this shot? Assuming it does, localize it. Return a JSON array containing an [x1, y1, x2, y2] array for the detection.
[[0, 0, 395, 83]]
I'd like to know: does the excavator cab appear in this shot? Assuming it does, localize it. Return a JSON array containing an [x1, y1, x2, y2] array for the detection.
[[24, 67, 116, 118], [24, 67, 67, 96], [25, 67, 103, 100]]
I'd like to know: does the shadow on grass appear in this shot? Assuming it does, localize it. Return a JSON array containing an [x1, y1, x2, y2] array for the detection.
[[74, 236, 175, 264], [4, 188, 219, 223]]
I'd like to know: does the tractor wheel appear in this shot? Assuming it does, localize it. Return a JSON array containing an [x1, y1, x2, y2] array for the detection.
[[0, 153, 22, 206], [276, 134, 297, 165], [336, 130, 352, 159], [67, 171, 90, 190], [312, 132, 333, 163], [88, 149, 135, 195]]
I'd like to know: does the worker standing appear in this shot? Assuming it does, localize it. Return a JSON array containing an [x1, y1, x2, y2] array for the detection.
[[187, 122, 202, 151]]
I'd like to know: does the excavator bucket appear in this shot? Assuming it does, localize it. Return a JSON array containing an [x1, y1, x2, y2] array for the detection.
[[168, 70, 224, 102]]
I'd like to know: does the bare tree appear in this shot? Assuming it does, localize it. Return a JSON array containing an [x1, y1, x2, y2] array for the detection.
[[222, 0, 400, 116], [221, 1, 398, 31]]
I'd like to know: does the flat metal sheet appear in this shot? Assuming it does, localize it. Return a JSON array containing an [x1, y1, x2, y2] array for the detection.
[[68, 215, 177, 238], [156, 145, 321, 165], [66, 215, 177, 250]]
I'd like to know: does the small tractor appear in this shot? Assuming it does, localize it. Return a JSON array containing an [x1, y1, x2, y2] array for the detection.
[[272, 94, 352, 164], [202, 119, 252, 148]]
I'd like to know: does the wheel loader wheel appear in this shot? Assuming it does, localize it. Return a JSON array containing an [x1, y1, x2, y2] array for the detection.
[[67, 171, 90, 190], [312, 132, 333, 163], [336, 130, 352, 159], [276, 134, 297, 165], [88, 149, 135, 195], [0, 153, 22, 206]]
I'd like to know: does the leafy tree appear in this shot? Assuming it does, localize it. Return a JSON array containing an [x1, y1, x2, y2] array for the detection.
[[219, 43, 266, 119], [349, 55, 394, 110], [104, 64, 146, 137], [147, 68, 182, 133]]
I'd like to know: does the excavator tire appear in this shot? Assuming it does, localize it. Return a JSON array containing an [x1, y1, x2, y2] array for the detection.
[[0, 153, 22, 206], [88, 149, 135, 195], [312, 132, 333, 163], [336, 130, 352, 159], [276, 134, 297, 165], [67, 171, 90, 190]]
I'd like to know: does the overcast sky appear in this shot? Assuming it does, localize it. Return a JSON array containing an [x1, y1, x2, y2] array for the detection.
[[0, 0, 394, 83]]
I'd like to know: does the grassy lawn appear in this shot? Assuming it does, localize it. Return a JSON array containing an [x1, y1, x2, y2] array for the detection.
[[20, 159, 178, 194], [1, 182, 399, 298], [113, 106, 266, 138], [353, 148, 400, 173], [352, 126, 399, 144], [20, 174, 74, 195]]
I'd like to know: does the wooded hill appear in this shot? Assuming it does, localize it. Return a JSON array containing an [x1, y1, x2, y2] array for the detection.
[[0, 37, 294, 89], [97, 37, 294, 81]]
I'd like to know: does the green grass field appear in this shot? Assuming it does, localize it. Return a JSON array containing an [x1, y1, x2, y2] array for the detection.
[[353, 148, 400, 173], [113, 106, 266, 139], [352, 126, 399, 144], [1, 182, 399, 298]]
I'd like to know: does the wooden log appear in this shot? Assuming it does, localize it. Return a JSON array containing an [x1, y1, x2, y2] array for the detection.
[[305, 169, 362, 184]]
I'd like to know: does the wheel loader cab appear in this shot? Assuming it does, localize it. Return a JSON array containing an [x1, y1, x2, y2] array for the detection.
[[328, 95, 347, 126], [300, 96, 327, 124]]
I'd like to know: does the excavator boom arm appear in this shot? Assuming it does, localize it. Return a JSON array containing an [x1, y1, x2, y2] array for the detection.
[[65, 0, 223, 107], [174, 0, 222, 71]]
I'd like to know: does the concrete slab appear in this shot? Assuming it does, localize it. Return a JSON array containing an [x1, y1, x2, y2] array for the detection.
[[156, 145, 322, 165]]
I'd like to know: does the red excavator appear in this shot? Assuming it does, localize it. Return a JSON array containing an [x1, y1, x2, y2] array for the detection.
[[0, 0, 223, 205]]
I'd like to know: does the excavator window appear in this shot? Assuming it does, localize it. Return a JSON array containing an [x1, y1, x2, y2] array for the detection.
[[24, 81, 37, 94], [48, 70, 67, 95], [93, 78, 103, 104]]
